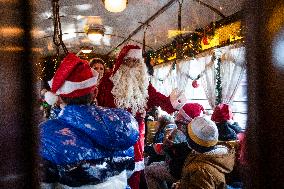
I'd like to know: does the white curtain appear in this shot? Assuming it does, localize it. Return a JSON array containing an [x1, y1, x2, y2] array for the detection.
[[220, 46, 246, 104], [176, 60, 190, 92], [151, 45, 246, 108], [151, 58, 208, 97], [151, 61, 177, 96], [199, 53, 216, 108]]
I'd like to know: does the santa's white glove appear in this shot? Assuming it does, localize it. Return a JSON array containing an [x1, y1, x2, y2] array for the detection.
[[170, 88, 187, 110]]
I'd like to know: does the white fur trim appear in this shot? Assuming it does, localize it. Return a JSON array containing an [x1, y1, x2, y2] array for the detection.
[[204, 145, 229, 155], [40, 183, 56, 189], [126, 170, 134, 179], [44, 91, 58, 106], [91, 69, 99, 78], [227, 119, 235, 124], [134, 160, 145, 172], [125, 49, 143, 59], [48, 76, 98, 95], [58, 170, 127, 189], [179, 108, 193, 122]]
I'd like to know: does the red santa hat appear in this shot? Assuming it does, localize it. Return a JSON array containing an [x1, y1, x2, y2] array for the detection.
[[211, 103, 233, 123], [177, 103, 205, 123], [45, 53, 98, 105], [112, 44, 143, 74]]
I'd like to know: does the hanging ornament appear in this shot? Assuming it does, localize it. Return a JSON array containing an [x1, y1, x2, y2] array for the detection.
[[202, 36, 209, 45], [202, 28, 209, 45], [192, 80, 199, 88]]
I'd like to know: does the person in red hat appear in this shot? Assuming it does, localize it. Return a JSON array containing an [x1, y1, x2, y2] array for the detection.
[[96, 45, 186, 189], [211, 103, 244, 188], [40, 53, 139, 189], [175, 103, 205, 133], [211, 103, 243, 141]]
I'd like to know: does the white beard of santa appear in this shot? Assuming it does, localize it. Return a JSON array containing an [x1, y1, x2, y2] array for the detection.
[[110, 58, 149, 115]]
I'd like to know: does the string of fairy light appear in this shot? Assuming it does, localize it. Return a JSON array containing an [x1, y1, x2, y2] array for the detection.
[[36, 57, 60, 81], [148, 18, 245, 65], [35, 53, 116, 81]]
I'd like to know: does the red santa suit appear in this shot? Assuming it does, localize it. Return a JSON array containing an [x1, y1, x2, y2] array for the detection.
[[97, 45, 179, 189]]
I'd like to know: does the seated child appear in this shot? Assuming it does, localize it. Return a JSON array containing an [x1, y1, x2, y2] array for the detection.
[[172, 116, 236, 189], [144, 114, 175, 165], [145, 103, 204, 188]]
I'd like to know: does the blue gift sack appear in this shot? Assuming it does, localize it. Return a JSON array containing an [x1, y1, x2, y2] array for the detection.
[[40, 105, 139, 164]]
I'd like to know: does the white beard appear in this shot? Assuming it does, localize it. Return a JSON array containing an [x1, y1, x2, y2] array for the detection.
[[110, 60, 149, 115]]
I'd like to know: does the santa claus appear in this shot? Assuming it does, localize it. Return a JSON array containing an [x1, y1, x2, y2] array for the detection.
[[97, 44, 186, 189]]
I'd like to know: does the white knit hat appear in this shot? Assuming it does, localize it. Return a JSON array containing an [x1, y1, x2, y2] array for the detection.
[[187, 116, 219, 153]]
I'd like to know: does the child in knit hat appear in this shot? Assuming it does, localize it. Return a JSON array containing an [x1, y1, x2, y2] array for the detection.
[[172, 116, 236, 189]]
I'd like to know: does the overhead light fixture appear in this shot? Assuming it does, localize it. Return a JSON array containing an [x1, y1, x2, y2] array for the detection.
[[85, 16, 105, 42], [81, 46, 93, 54], [102, 0, 128, 13], [87, 25, 105, 41]]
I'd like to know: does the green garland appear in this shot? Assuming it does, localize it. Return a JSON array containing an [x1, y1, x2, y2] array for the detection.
[[41, 101, 50, 108], [215, 57, 222, 105], [148, 32, 202, 63], [148, 11, 244, 65]]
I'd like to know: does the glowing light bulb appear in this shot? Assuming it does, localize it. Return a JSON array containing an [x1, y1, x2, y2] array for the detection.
[[104, 0, 127, 13]]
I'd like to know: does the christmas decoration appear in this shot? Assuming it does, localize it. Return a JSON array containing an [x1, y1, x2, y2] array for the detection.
[[202, 28, 209, 45], [44, 91, 58, 106], [202, 36, 209, 45], [35, 55, 63, 89], [215, 57, 222, 106], [192, 80, 199, 88], [147, 11, 244, 65]]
